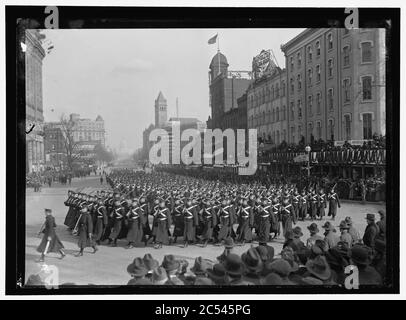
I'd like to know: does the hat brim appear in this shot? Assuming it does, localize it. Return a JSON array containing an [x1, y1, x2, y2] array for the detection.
[[305, 261, 331, 281]]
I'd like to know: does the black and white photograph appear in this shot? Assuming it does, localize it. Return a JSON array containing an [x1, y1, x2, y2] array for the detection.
[[4, 3, 401, 298]]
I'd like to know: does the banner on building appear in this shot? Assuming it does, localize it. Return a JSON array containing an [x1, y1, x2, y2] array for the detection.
[[252, 49, 277, 80]]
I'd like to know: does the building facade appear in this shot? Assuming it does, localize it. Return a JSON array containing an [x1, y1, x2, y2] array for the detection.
[[43, 125, 66, 168], [155, 91, 168, 128], [69, 113, 106, 147], [247, 66, 288, 146], [281, 28, 385, 145], [208, 52, 251, 131], [26, 30, 46, 173]]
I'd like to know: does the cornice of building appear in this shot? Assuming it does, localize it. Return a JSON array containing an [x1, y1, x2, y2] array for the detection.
[[280, 28, 330, 54]]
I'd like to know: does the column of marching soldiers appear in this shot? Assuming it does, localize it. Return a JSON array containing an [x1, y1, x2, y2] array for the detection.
[[63, 170, 342, 256]]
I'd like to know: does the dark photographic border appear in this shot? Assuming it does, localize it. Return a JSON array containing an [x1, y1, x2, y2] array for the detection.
[[6, 6, 400, 295]]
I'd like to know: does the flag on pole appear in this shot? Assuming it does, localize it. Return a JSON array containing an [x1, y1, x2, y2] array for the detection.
[[208, 34, 218, 45]]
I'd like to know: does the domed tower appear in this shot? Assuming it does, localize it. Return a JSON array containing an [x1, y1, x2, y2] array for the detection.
[[209, 51, 229, 82], [154, 91, 167, 128]]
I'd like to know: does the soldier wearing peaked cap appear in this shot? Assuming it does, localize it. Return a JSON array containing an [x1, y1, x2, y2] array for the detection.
[[327, 187, 341, 221], [236, 198, 254, 245], [182, 198, 198, 248], [93, 198, 108, 245], [199, 199, 217, 247], [152, 199, 172, 249], [37, 209, 65, 262]]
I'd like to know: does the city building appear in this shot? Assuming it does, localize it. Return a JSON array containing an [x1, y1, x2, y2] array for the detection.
[[208, 51, 252, 131], [246, 49, 288, 148], [26, 29, 46, 173], [69, 113, 106, 147], [281, 28, 386, 145], [43, 125, 66, 168]]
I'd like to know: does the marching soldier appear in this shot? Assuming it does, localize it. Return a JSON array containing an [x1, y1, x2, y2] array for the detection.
[[126, 199, 145, 248], [236, 198, 254, 245], [327, 187, 341, 220], [37, 209, 65, 262], [75, 206, 98, 257], [256, 198, 271, 243], [182, 199, 199, 247], [298, 189, 308, 221], [280, 198, 296, 240], [216, 198, 234, 245], [199, 199, 217, 247], [93, 198, 108, 245], [292, 190, 300, 222], [308, 189, 318, 221], [316, 189, 327, 220], [63, 191, 76, 230], [108, 200, 125, 247], [153, 199, 172, 249], [270, 197, 281, 239], [172, 199, 184, 244]]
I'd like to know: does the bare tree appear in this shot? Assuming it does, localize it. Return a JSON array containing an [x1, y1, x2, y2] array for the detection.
[[59, 114, 85, 171]]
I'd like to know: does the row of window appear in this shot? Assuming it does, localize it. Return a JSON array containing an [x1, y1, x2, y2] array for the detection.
[[258, 112, 373, 145], [290, 40, 373, 71], [248, 81, 286, 108]]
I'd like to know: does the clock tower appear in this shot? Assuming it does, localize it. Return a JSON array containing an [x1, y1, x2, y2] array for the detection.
[[154, 91, 167, 128]]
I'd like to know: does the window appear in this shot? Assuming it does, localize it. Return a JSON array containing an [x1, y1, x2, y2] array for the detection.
[[343, 45, 350, 66], [308, 68, 313, 84], [297, 52, 302, 68], [327, 33, 333, 50], [316, 40, 321, 56], [328, 59, 334, 77], [275, 83, 279, 98], [290, 56, 294, 70], [316, 121, 322, 139], [362, 76, 372, 100], [328, 88, 334, 110], [276, 131, 280, 145], [290, 102, 294, 120], [328, 119, 334, 141], [291, 126, 295, 143], [298, 125, 302, 141], [344, 114, 351, 140], [272, 109, 275, 123], [308, 95, 313, 116], [316, 92, 322, 114], [316, 65, 321, 82], [282, 81, 286, 96], [282, 105, 286, 121], [308, 122, 314, 143], [307, 46, 313, 62], [276, 107, 280, 122], [290, 78, 294, 94], [361, 42, 372, 63], [362, 113, 373, 139], [271, 86, 274, 100], [297, 99, 302, 119], [297, 74, 302, 91], [343, 78, 351, 103]]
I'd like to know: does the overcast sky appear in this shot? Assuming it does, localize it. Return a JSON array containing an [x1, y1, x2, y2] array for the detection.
[[42, 28, 304, 152]]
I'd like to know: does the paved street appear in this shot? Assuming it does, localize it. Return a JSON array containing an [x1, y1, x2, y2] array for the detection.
[[25, 176, 385, 286]]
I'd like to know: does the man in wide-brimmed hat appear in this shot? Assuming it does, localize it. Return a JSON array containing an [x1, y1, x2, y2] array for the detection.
[[161, 255, 183, 285], [207, 264, 229, 285], [151, 267, 169, 285], [216, 237, 235, 263], [284, 226, 305, 252], [349, 244, 382, 286], [262, 259, 295, 285], [376, 210, 386, 241], [304, 255, 335, 285], [241, 248, 263, 285], [190, 256, 213, 278], [127, 257, 151, 285], [222, 254, 253, 285], [255, 244, 275, 264], [337, 221, 352, 248], [322, 221, 339, 249], [306, 223, 324, 248], [142, 253, 159, 280], [363, 213, 379, 250]]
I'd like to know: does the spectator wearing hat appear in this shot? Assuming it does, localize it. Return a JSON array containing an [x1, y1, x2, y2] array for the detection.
[[207, 264, 229, 285], [289, 247, 311, 284], [194, 277, 214, 285], [322, 221, 340, 249], [345, 217, 360, 245], [190, 256, 213, 279], [376, 210, 386, 241], [324, 243, 350, 286], [338, 221, 353, 248], [255, 244, 275, 264], [223, 254, 253, 285], [306, 223, 324, 248], [263, 273, 284, 285], [36, 208, 66, 262], [143, 253, 159, 280], [127, 258, 150, 285], [216, 237, 235, 264], [304, 255, 336, 285], [281, 246, 299, 273], [284, 226, 305, 252], [152, 267, 169, 285], [241, 248, 263, 285], [161, 255, 183, 285], [262, 259, 295, 285], [349, 244, 382, 286], [363, 214, 379, 250]]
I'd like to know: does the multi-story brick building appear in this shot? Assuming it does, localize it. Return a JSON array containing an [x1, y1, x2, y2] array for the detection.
[[26, 30, 46, 173], [43, 125, 66, 167], [246, 63, 288, 146], [281, 28, 385, 145]]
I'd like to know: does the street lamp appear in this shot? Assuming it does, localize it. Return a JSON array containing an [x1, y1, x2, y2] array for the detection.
[[305, 145, 311, 178]]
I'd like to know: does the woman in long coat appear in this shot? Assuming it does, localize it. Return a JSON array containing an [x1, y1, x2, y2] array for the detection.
[[93, 199, 108, 245], [75, 206, 97, 257], [126, 200, 145, 248], [37, 209, 65, 262], [152, 200, 172, 248]]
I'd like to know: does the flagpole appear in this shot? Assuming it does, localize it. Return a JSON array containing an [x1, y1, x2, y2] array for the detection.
[[217, 33, 220, 75]]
